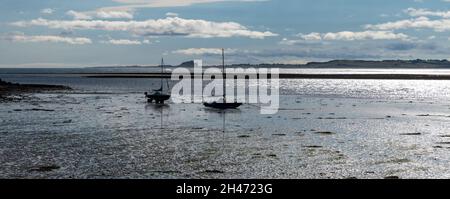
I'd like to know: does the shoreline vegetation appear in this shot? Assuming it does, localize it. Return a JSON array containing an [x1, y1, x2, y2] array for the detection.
[[0, 78, 71, 102]]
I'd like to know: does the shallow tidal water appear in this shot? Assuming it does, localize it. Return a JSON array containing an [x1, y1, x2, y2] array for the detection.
[[2, 74, 450, 179]]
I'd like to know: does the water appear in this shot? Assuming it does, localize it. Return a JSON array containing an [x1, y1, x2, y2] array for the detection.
[[3, 72, 450, 100], [1, 68, 450, 179]]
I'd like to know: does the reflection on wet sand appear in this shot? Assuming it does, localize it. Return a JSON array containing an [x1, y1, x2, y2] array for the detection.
[[3, 76, 450, 178]]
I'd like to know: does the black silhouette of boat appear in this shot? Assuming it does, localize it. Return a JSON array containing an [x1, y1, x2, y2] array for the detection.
[[203, 49, 242, 109], [203, 101, 242, 109], [145, 58, 171, 104]]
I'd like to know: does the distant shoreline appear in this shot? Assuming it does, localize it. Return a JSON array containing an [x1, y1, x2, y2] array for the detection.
[[77, 73, 450, 80], [3, 72, 450, 80], [4, 59, 450, 69]]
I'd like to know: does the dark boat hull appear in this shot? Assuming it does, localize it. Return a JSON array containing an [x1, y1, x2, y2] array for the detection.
[[146, 94, 171, 104], [203, 102, 242, 109]]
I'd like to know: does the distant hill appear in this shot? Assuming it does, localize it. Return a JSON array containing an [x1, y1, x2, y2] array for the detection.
[[177, 59, 450, 69], [302, 59, 450, 68], [177, 60, 195, 68], [88, 59, 450, 69]]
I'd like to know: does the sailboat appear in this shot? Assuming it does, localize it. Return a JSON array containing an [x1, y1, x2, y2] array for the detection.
[[145, 58, 171, 104], [203, 49, 242, 109]]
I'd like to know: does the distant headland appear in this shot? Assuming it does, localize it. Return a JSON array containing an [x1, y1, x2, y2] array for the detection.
[[93, 59, 450, 69]]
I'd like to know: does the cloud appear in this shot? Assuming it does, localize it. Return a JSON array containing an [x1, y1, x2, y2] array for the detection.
[[365, 16, 450, 32], [66, 10, 133, 20], [384, 42, 418, 51], [297, 32, 322, 41], [96, 10, 134, 19], [12, 17, 277, 39], [320, 31, 409, 41], [101, 0, 267, 12], [40, 8, 54, 15], [2, 32, 92, 45], [165, 12, 179, 17], [173, 47, 381, 61], [405, 8, 450, 18], [280, 31, 409, 45], [172, 48, 239, 55], [102, 39, 142, 45], [251, 48, 381, 60], [66, 10, 92, 20]]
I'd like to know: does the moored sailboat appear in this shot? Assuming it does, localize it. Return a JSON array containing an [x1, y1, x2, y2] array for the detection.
[[145, 58, 171, 104], [203, 49, 242, 109]]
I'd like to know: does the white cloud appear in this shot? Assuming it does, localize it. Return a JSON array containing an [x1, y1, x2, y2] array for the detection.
[[12, 17, 277, 39], [405, 8, 450, 18], [2, 32, 92, 45], [296, 32, 322, 41], [96, 10, 134, 19], [40, 8, 54, 15], [365, 16, 450, 32], [103, 39, 142, 45], [281, 31, 409, 45], [66, 10, 133, 20], [165, 12, 179, 17], [172, 48, 238, 55], [66, 10, 93, 20], [321, 31, 409, 41], [101, 0, 267, 12]]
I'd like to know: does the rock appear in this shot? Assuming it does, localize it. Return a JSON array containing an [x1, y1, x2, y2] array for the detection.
[[399, 133, 422, 136], [318, 117, 347, 120], [30, 108, 55, 112], [204, 169, 224, 174], [436, 142, 450, 145], [29, 165, 60, 172], [1, 79, 71, 102], [303, 145, 323, 148], [315, 131, 335, 135], [439, 135, 450, 138], [384, 176, 400, 179]]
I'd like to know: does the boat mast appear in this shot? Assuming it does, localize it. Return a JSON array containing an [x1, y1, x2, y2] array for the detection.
[[222, 48, 226, 103], [161, 58, 164, 93]]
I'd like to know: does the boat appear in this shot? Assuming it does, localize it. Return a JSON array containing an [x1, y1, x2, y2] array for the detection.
[[203, 49, 242, 109], [203, 101, 242, 109], [145, 58, 171, 104]]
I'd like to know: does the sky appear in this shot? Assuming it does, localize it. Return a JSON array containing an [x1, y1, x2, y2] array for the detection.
[[1, 0, 450, 67]]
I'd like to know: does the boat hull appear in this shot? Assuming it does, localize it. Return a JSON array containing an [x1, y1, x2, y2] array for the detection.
[[146, 94, 171, 104], [203, 102, 242, 109]]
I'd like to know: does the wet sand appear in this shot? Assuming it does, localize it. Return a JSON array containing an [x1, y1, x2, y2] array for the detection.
[[1, 92, 450, 179]]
